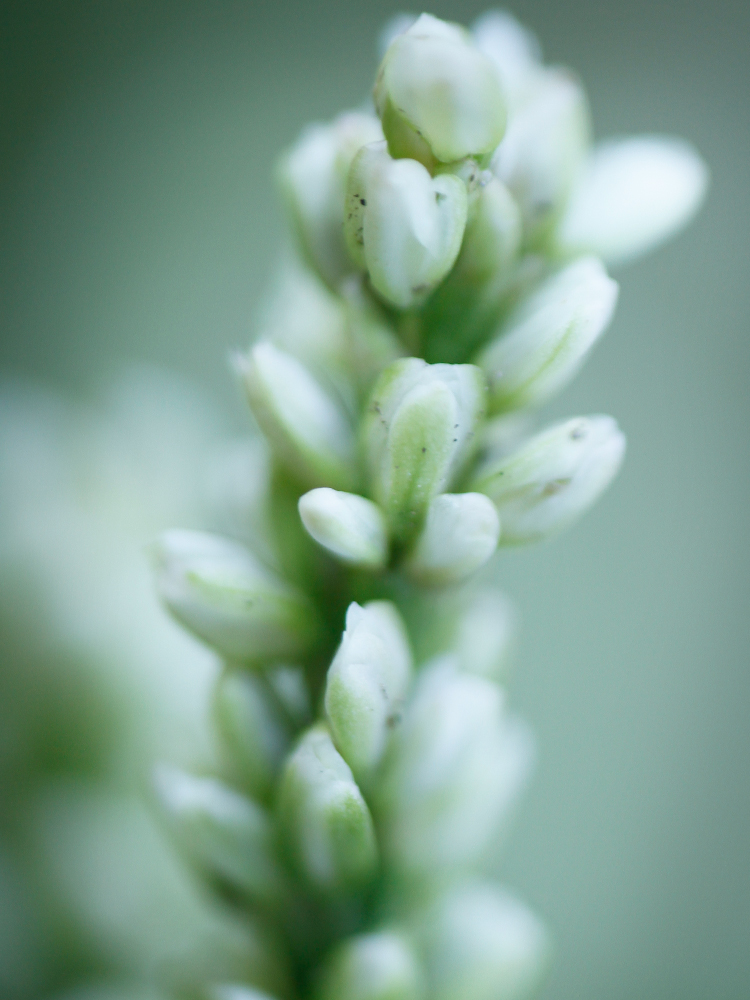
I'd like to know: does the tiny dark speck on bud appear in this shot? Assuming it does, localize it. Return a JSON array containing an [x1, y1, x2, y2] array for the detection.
[[421, 447, 426, 453], [360, 198, 366, 206]]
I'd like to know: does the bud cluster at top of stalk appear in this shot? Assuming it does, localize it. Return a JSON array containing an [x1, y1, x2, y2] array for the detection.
[[151, 11, 706, 1000]]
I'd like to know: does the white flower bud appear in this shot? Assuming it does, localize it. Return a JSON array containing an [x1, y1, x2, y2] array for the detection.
[[317, 929, 426, 1000], [471, 415, 626, 544], [345, 142, 468, 309], [374, 14, 506, 167], [453, 588, 517, 682], [153, 530, 319, 662], [362, 359, 486, 545], [238, 342, 358, 492], [298, 488, 388, 570], [279, 112, 384, 289], [278, 724, 377, 891], [492, 68, 590, 247], [325, 601, 412, 780], [213, 669, 291, 802], [405, 493, 500, 587], [154, 765, 288, 906], [477, 256, 618, 414], [472, 11, 543, 113], [557, 135, 709, 266], [379, 660, 534, 876], [417, 883, 549, 1000]]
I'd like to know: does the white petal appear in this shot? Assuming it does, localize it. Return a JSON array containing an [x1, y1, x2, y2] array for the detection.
[[558, 135, 708, 266]]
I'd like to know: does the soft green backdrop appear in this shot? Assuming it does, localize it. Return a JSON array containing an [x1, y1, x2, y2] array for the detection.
[[2, 1, 748, 998]]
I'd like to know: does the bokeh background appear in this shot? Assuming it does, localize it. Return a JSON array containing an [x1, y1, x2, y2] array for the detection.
[[1, 1, 748, 998]]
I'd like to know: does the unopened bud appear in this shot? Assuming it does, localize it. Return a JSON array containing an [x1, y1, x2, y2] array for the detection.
[[471, 415, 626, 544], [153, 530, 319, 662], [416, 883, 549, 1000], [154, 765, 288, 906], [363, 359, 486, 545], [374, 14, 506, 167], [557, 135, 709, 266], [316, 929, 426, 1000], [239, 342, 358, 492], [405, 493, 500, 587], [472, 11, 543, 113], [492, 68, 589, 248], [345, 142, 467, 309], [279, 112, 384, 290], [298, 488, 388, 570], [325, 601, 412, 780], [213, 669, 291, 802], [379, 660, 533, 876], [477, 256, 618, 414], [278, 724, 378, 891]]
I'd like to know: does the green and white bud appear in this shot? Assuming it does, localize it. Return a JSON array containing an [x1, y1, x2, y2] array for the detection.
[[279, 112, 384, 290], [379, 660, 533, 876], [417, 883, 550, 1000], [154, 765, 288, 906], [472, 11, 543, 113], [316, 929, 426, 1000], [557, 135, 709, 266], [492, 68, 589, 248], [477, 256, 618, 414], [422, 176, 522, 364], [278, 724, 378, 891], [239, 342, 358, 491], [153, 530, 319, 662], [213, 669, 291, 802], [453, 588, 517, 682], [298, 488, 388, 570], [471, 415, 626, 544], [374, 14, 506, 167], [405, 493, 500, 587], [345, 142, 468, 309], [362, 359, 486, 545], [325, 601, 412, 780]]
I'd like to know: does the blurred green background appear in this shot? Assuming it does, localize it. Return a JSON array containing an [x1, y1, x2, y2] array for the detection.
[[1, 1, 748, 998]]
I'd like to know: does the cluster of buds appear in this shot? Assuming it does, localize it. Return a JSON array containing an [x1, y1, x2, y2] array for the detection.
[[152, 11, 705, 1000]]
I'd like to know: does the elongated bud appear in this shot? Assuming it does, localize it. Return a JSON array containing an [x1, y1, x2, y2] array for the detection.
[[238, 342, 358, 492], [379, 660, 533, 876], [325, 601, 412, 780], [278, 724, 377, 891], [472, 11, 543, 113], [374, 14, 506, 167], [279, 112, 384, 290], [471, 415, 626, 544], [316, 930, 426, 1000], [154, 765, 288, 906], [416, 883, 549, 1000], [213, 669, 291, 802], [558, 136, 709, 266], [345, 142, 467, 309], [492, 68, 589, 248], [453, 588, 517, 682], [477, 256, 618, 414], [362, 359, 486, 545], [423, 176, 522, 364], [298, 488, 388, 570], [153, 530, 319, 662], [405, 493, 500, 587]]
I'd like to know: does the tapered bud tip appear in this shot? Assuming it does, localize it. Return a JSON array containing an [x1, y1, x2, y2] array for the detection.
[[558, 135, 709, 266], [375, 13, 506, 166], [298, 488, 388, 569], [406, 492, 500, 586], [478, 256, 618, 414], [473, 415, 626, 544], [345, 143, 467, 309]]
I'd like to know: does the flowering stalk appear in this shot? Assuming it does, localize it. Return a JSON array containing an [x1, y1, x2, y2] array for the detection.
[[153, 11, 706, 1000]]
